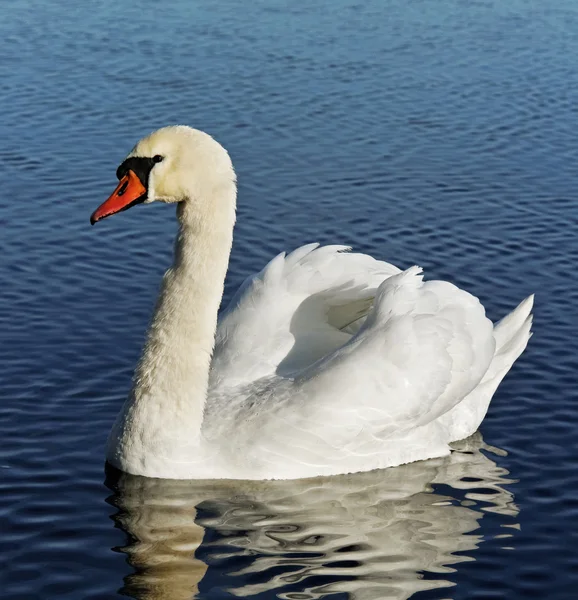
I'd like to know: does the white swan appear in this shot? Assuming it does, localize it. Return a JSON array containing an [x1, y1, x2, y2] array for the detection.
[[91, 125, 533, 480]]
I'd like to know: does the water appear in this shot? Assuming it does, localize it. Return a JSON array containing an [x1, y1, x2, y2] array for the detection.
[[1, 0, 577, 597]]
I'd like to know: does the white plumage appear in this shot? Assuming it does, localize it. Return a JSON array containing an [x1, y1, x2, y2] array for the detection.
[[96, 126, 533, 480]]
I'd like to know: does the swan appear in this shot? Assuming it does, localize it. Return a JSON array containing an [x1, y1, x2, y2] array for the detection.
[[91, 125, 533, 480]]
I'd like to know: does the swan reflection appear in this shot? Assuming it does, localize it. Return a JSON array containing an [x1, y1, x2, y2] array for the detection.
[[106, 433, 519, 600]]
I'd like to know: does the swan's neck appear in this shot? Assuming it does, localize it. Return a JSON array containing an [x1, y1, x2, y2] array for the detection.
[[131, 185, 236, 439]]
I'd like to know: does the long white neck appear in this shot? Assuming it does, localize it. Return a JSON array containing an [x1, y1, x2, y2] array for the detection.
[[131, 182, 236, 437]]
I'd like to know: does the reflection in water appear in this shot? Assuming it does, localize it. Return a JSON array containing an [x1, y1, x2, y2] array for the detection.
[[106, 433, 519, 600]]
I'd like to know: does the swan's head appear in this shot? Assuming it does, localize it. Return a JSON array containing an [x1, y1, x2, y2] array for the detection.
[[90, 125, 235, 224]]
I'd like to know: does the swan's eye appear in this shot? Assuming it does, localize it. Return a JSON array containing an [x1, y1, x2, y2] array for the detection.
[[153, 155, 164, 164]]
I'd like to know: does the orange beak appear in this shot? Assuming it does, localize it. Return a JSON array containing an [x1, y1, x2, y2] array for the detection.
[[90, 170, 147, 225]]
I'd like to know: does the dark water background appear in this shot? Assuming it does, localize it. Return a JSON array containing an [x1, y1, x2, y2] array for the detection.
[[1, 0, 578, 598]]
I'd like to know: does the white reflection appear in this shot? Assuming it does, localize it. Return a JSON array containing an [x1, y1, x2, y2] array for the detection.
[[107, 433, 519, 600]]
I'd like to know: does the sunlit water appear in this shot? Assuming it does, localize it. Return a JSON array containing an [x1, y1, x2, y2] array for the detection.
[[1, 0, 578, 598]]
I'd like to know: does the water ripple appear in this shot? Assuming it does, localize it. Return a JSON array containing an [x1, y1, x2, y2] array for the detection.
[[107, 435, 518, 600]]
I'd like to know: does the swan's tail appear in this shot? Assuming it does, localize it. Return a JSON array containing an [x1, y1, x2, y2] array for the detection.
[[441, 295, 534, 442], [492, 294, 534, 371]]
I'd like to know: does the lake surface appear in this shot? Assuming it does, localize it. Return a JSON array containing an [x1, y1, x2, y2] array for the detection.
[[1, 0, 577, 598]]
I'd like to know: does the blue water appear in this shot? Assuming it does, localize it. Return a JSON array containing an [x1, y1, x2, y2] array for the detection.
[[1, 0, 577, 598]]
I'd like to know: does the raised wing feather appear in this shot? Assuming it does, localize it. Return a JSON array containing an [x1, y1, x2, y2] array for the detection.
[[210, 244, 400, 391]]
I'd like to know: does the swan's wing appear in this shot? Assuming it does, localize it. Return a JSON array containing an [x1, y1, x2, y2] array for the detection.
[[210, 244, 400, 390], [293, 266, 496, 438], [206, 266, 499, 479]]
